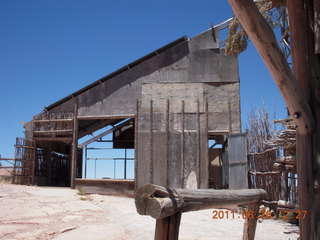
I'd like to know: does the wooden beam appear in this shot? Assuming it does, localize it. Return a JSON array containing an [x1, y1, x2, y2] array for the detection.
[[228, 0, 314, 135], [78, 119, 133, 148], [33, 119, 74, 122], [135, 184, 266, 219], [33, 129, 73, 134], [33, 137, 73, 144]]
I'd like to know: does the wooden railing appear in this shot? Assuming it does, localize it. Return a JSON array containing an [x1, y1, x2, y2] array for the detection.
[[135, 184, 267, 240]]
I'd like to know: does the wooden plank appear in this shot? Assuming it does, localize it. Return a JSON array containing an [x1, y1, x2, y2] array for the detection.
[[150, 100, 153, 184], [33, 129, 74, 134], [166, 99, 170, 187], [199, 99, 209, 188], [197, 99, 200, 188], [181, 100, 185, 187], [33, 137, 73, 143], [168, 114, 182, 188], [152, 113, 167, 186], [134, 99, 139, 189], [136, 112, 152, 188], [33, 119, 74, 122]]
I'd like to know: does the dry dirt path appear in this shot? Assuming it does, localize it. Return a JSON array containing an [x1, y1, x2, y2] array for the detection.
[[0, 183, 299, 240]]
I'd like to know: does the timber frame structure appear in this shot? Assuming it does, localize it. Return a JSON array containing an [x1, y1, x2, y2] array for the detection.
[[18, 22, 246, 194]]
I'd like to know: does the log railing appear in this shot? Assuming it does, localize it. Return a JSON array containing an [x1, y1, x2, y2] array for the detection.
[[135, 184, 267, 240]]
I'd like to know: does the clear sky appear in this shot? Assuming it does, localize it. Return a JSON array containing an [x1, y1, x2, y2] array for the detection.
[[0, 0, 286, 160]]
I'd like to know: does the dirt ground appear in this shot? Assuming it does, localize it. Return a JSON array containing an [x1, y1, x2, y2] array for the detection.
[[0, 182, 299, 240]]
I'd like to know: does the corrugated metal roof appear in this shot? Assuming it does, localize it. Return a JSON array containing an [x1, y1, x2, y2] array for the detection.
[[45, 36, 188, 111]]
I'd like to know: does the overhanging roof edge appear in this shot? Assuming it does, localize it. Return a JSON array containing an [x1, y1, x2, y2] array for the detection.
[[45, 35, 188, 111]]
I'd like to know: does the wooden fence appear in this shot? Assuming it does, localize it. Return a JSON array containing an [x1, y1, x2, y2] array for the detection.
[[248, 148, 298, 206]]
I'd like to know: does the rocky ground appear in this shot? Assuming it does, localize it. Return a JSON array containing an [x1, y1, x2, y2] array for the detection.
[[0, 182, 299, 240]]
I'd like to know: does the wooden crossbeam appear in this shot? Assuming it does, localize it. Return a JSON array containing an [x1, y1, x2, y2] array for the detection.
[[78, 119, 133, 148]]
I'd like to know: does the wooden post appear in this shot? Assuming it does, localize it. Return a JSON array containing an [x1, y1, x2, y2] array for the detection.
[[243, 202, 260, 240], [136, 184, 266, 239], [150, 99, 153, 184], [46, 142, 52, 186], [227, 0, 314, 135], [227, 1, 320, 239], [134, 98, 139, 189], [154, 212, 182, 240], [287, 1, 320, 238], [181, 100, 185, 188], [71, 101, 78, 189]]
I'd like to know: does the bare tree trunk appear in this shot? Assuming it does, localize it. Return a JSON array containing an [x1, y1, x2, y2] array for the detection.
[[228, 0, 320, 239]]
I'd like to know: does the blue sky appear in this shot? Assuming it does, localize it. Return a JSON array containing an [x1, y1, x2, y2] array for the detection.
[[0, 0, 286, 161]]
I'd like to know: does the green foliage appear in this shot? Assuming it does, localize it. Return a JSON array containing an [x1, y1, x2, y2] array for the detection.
[[77, 189, 86, 196]]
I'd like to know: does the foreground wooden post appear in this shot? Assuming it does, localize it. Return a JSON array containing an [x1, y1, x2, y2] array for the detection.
[[135, 184, 267, 240], [155, 212, 182, 240], [243, 203, 260, 240]]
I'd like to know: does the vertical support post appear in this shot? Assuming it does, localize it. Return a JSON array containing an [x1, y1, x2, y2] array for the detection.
[[32, 140, 36, 185], [46, 142, 52, 186], [84, 145, 87, 179], [150, 99, 153, 183], [228, 100, 233, 134], [166, 99, 170, 187], [243, 202, 260, 240], [70, 101, 78, 189], [134, 99, 139, 189], [181, 100, 185, 187], [124, 148, 127, 179], [154, 212, 182, 240], [204, 98, 209, 188], [197, 99, 200, 188]]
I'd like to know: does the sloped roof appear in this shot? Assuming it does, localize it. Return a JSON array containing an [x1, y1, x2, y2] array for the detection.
[[45, 36, 187, 111]]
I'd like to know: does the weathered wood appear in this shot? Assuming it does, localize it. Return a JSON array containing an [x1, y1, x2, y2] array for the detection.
[[150, 99, 154, 183], [70, 102, 78, 189], [315, 0, 320, 54], [135, 184, 267, 219], [33, 119, 74, 122], [134, 99, 139, 189], [243, 202, 260, 240], [181, 100, 185, 187], [155, 212, 181, 240], [166, 99, 170, 187], [33, 129, 74, 134], [276, 156, 296, 165], [33, 137, 73, 144], [78, 119, 132, 147], [228, 0, 314, 135]]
